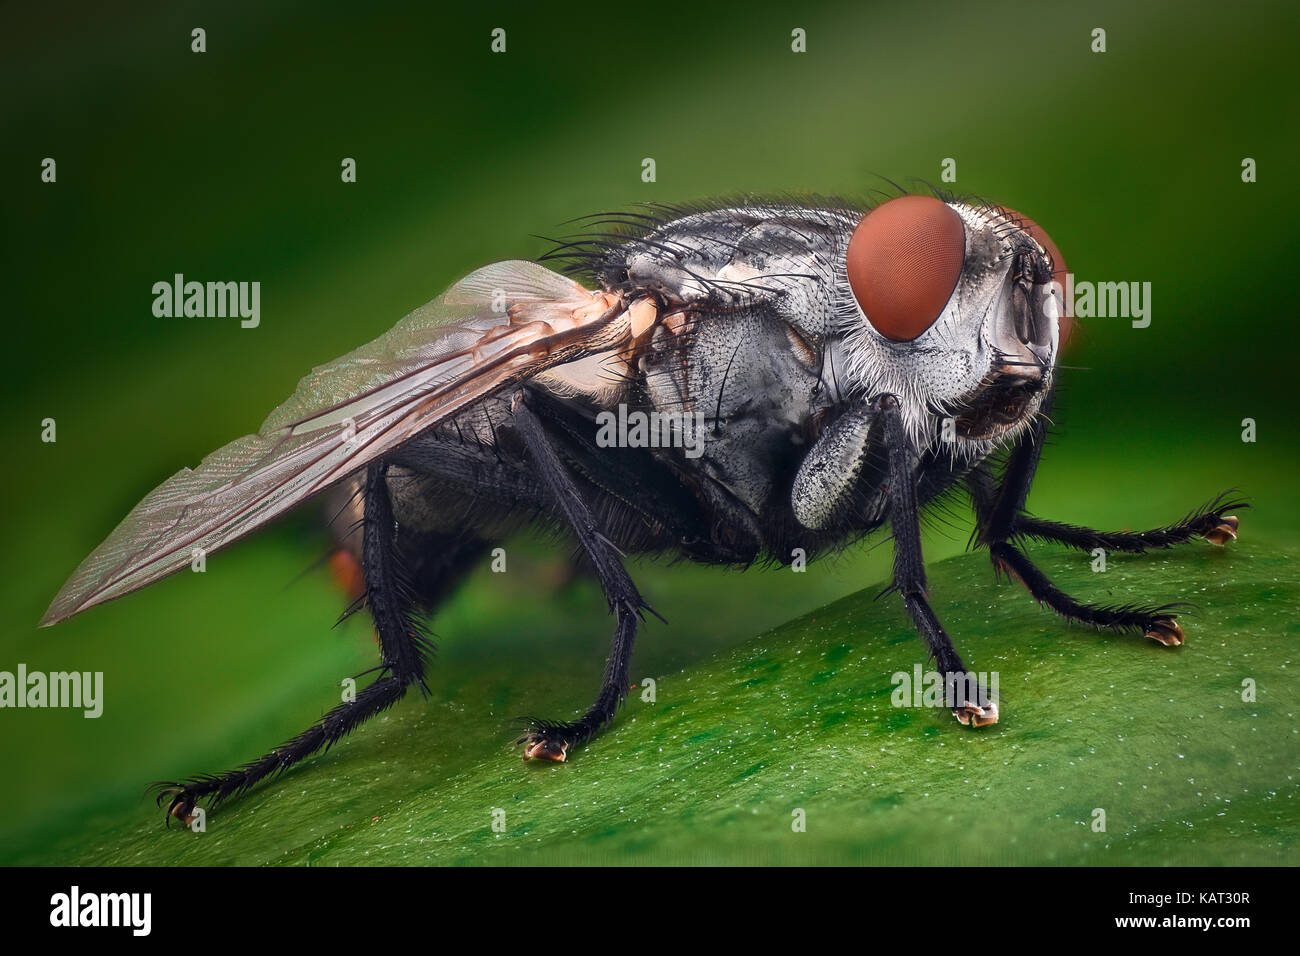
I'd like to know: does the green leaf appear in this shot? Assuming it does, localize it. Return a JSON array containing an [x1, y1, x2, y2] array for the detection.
[[8, 537, 1293, 866]]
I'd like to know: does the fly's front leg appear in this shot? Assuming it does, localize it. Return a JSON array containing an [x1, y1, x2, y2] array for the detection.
[[969, 410, 1245, 646], [791, 403, 878, 531], [509, 392, 651, 762], [875, 395, 997, 728], [1011, 495, 1245, 554]]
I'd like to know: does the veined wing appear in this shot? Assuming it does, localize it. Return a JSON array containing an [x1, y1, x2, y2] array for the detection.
[[42, 261, 634, 626]]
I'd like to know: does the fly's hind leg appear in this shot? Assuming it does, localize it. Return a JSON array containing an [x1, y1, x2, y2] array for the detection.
[[508, 392, 653, 763], [151, 461, 472, 825]]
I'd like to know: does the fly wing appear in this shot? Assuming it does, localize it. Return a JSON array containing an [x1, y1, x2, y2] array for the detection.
[[42, 261, 634, 626]]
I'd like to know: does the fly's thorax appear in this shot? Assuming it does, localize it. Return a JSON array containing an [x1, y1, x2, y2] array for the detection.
[[635, 298, 827, 514], [611, 205, 854, 335]]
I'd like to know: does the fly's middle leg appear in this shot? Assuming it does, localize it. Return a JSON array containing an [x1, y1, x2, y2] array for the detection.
[[508, 392, 653, 762]]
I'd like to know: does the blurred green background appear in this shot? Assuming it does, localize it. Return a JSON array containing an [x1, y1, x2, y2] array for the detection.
[[1, 0, 1296, 865]]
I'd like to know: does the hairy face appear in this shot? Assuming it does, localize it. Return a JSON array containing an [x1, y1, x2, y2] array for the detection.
[[840, 196, 1068, 453]]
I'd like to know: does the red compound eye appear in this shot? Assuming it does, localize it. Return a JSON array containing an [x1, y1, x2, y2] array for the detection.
[[1004, 208, 1072, 349], [847, 195, 966, 342]]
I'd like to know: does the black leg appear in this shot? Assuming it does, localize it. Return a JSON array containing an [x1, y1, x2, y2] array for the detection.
[[986, 537, 1186, 644], [509, 391, 651, 761], [967, 405, 1244, 645], [1011, 494, 1244, 554], [151, 461, 436, 824], [875, 395, 997, 727]]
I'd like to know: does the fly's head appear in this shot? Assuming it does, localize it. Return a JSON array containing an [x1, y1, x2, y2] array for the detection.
[[838, 194, 1070, 454]]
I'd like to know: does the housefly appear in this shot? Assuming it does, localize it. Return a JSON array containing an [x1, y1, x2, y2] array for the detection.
[[41, 191, 1244, 824]]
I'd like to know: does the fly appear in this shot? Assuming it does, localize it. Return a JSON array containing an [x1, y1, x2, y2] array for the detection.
[[41, 190, 1245, 825]]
